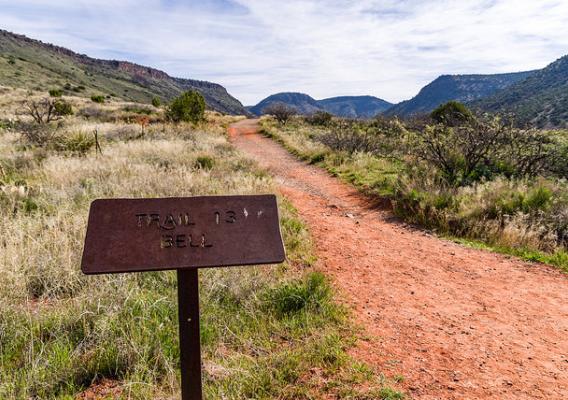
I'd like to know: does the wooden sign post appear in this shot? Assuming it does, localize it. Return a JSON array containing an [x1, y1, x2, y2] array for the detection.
[[81, 195, 286, 400]]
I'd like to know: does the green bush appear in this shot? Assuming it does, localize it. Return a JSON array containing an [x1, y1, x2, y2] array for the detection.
[[54, 131, 96, 155], [53, 100, 73, 116], [306, 111, 333, 126], [151, 97, 161, 107], [48, 89, 63, 98], [90, 95, 105, 104], [431, 101, 475, 126], [195, 155, 214, 170], [166, 91, 205, 124]]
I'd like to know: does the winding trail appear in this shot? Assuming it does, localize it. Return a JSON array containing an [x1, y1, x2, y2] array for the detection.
[[229, 119, 568, 399]]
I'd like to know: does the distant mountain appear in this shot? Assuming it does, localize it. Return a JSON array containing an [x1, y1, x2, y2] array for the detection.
[[249, 92, 322, 116], [0, 29, 247, 115], [318, 96, 392, 118], [384, 71, 535, 118], [473, 55, 568, 128], [249, 92, 392, 118]]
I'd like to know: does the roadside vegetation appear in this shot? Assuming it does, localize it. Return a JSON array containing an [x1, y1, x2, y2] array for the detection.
[[260, 102, 568, 272], [0, 87, 404, 399]]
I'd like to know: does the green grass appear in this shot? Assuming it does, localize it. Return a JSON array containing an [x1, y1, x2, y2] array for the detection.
[[449, 237, 568, 273]]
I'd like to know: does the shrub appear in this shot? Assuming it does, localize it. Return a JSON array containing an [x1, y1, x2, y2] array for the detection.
[[306, 111, 333, 126], [54, 131, 96, 155], [48, 89, 63, 98], [16, 121, 59, 146], [319, 119, 405, 158], [166, 91, 205, 124], [19, 97, 73, 124], [409, 116, 566, 186], [499, 128, 566, 179], [90, 95, 105, 104], [409, 122, 502, 185], [263, 102, 297, 125], [53, 100, 73, 117], [7, 55, 16, 65], [431, 101, 475, 126], [151, 97, 161, 107], [320, 123, 379, 154], [195, 155, 214, 170]]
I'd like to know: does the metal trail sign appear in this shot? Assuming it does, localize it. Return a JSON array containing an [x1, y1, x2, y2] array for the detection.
[[81, 195, 286, 399]]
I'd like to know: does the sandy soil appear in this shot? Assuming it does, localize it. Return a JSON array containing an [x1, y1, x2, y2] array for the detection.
[[229, 119, 568, 400]]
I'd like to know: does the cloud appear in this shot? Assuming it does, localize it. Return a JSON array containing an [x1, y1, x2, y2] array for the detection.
[[0, 0, 567, 104]]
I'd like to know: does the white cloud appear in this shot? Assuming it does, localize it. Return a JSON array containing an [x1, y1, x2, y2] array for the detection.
[[0, 0, 567, 104]]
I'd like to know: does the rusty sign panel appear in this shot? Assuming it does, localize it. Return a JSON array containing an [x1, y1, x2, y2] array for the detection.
[[81, 195, 286, 274]]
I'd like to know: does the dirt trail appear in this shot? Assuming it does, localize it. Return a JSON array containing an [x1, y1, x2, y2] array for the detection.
[[228, 119, 568, 399]]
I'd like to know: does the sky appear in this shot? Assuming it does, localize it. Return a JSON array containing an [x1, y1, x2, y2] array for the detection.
[[1, 0, 567, 105]]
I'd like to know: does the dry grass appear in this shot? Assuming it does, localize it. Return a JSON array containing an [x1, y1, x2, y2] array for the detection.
[[260, 116, 329, 163]]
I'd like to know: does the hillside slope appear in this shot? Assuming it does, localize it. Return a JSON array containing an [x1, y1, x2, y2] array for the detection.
[[0, 30, 247, 114], [474, 55, 568, 128], [384, 71, 534, 117], [249, 92, 392, 118]]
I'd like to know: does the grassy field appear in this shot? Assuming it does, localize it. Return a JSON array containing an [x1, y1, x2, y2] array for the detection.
[[260, 116, 568, 272], [0, 89, 404, 399]]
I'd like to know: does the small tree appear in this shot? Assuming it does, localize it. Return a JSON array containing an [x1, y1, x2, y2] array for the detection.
[[151, 97, 161, 107], [263, 102, 296, 125], [166, 91, 205, 124], [431, 101, 475, 127], [410, 119, 505, 186], [20, 97, 73, 124]]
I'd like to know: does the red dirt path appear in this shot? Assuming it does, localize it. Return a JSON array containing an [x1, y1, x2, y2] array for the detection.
[[229, 119, 568, 400]]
